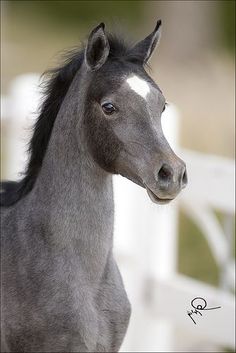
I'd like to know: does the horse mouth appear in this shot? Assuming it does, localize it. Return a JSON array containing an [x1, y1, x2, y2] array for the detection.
[[145, 187, 174, 205]]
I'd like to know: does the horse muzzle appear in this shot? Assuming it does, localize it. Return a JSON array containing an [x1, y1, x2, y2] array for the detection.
[[145, 161, 188, 204]]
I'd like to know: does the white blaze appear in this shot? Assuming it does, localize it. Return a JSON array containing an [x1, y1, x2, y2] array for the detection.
[[126, 75, 150, 99]]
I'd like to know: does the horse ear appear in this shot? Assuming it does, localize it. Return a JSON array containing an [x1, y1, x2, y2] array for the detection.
[[130, 20, 162, 64], [85, 23, 110, 71]]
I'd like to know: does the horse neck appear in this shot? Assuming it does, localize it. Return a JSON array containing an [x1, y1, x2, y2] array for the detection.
[[30, 70, 114, 268]]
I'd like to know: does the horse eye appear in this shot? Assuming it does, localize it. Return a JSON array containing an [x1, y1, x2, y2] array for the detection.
[[162, 102, 169, 113], [102, 102, 116, 115]]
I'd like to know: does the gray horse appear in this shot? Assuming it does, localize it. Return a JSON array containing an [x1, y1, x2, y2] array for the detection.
[[1, 21, 187, 352]]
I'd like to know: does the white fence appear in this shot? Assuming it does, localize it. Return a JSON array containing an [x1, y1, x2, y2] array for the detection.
[[1, 74, 235, 352]]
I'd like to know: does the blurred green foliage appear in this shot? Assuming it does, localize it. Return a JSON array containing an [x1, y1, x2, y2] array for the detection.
[[8, 0, 142, 31], [7, 0, 235, 54], [217, 0, 235, 53]]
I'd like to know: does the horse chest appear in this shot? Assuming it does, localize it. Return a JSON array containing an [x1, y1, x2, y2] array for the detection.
[[44, 255, 131, 352], [92, 257, 132, 351]]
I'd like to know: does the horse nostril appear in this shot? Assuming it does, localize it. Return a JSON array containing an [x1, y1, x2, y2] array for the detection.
[[181, 168, 188, 187], [158, 164, 173, 183]]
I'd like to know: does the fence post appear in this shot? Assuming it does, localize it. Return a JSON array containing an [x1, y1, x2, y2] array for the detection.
[[143, 104, 180, 351], [3, 73, 41, 180]]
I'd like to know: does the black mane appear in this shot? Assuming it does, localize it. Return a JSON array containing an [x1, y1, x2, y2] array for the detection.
[[1, 33, 142, 207]]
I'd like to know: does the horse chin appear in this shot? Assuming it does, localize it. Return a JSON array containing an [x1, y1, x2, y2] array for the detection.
[[120, 173, 173, 205], [145, 187, 173, 205]]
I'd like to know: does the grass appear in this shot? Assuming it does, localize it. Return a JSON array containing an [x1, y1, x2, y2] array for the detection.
[[178, 209, 235, 287], [178, 211, 219, 286]]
